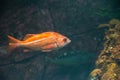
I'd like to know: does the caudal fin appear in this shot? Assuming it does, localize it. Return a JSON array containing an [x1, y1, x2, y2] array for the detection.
[[8, 35, 21, 52], [8, 35, 21, 43]]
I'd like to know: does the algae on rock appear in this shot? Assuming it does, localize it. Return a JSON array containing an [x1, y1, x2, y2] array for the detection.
[[90, 19, 120, 80]]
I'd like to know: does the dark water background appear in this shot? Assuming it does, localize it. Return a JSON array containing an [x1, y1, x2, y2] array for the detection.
[[0, 0, 120, 80]]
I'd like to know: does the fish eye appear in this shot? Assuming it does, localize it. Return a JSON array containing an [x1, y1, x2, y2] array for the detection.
[[63, 38, 67, 42]]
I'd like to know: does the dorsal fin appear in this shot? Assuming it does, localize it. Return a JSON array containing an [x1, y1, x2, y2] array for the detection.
[[23, 34, 36, 40]]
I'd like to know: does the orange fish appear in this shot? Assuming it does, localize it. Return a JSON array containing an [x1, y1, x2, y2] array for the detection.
[[8, 31, 71, 52]]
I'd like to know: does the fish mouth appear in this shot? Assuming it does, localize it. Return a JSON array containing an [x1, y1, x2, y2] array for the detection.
[[57, 39, 71, 48], [64, 38, 71, 46], [67, 38, 71, 44], [68, 39, 71, 43]]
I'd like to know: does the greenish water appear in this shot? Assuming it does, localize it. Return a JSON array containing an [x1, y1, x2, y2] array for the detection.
[[0, 0, 120, 80]]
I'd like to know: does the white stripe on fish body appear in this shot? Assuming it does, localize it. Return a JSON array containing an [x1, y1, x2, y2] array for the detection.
[[24, 38, 48, 45], [24, 35, 56, 45], [20, 37, 57, 49]]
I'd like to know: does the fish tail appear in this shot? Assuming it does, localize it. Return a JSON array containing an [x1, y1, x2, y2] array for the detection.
[[7, 35, 21, 52], [8, 43, 18, 53], [8, 35, 21, 43]]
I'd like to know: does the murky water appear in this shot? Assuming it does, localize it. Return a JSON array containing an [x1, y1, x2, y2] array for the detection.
[[0, 0, 120, 80]]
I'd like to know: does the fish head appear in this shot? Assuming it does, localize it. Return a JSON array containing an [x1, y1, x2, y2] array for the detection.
[[56, 34, 71, 48]]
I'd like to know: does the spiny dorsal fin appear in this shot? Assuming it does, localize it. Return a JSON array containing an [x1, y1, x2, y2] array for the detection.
[[23, 34, 36, 40]]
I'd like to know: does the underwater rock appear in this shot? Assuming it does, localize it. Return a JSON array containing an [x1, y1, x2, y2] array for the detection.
[[0, 46, 8, 56], [90, 19, 120, 80], [89, 69, 102, 80], [101, 63, 117, 80]]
